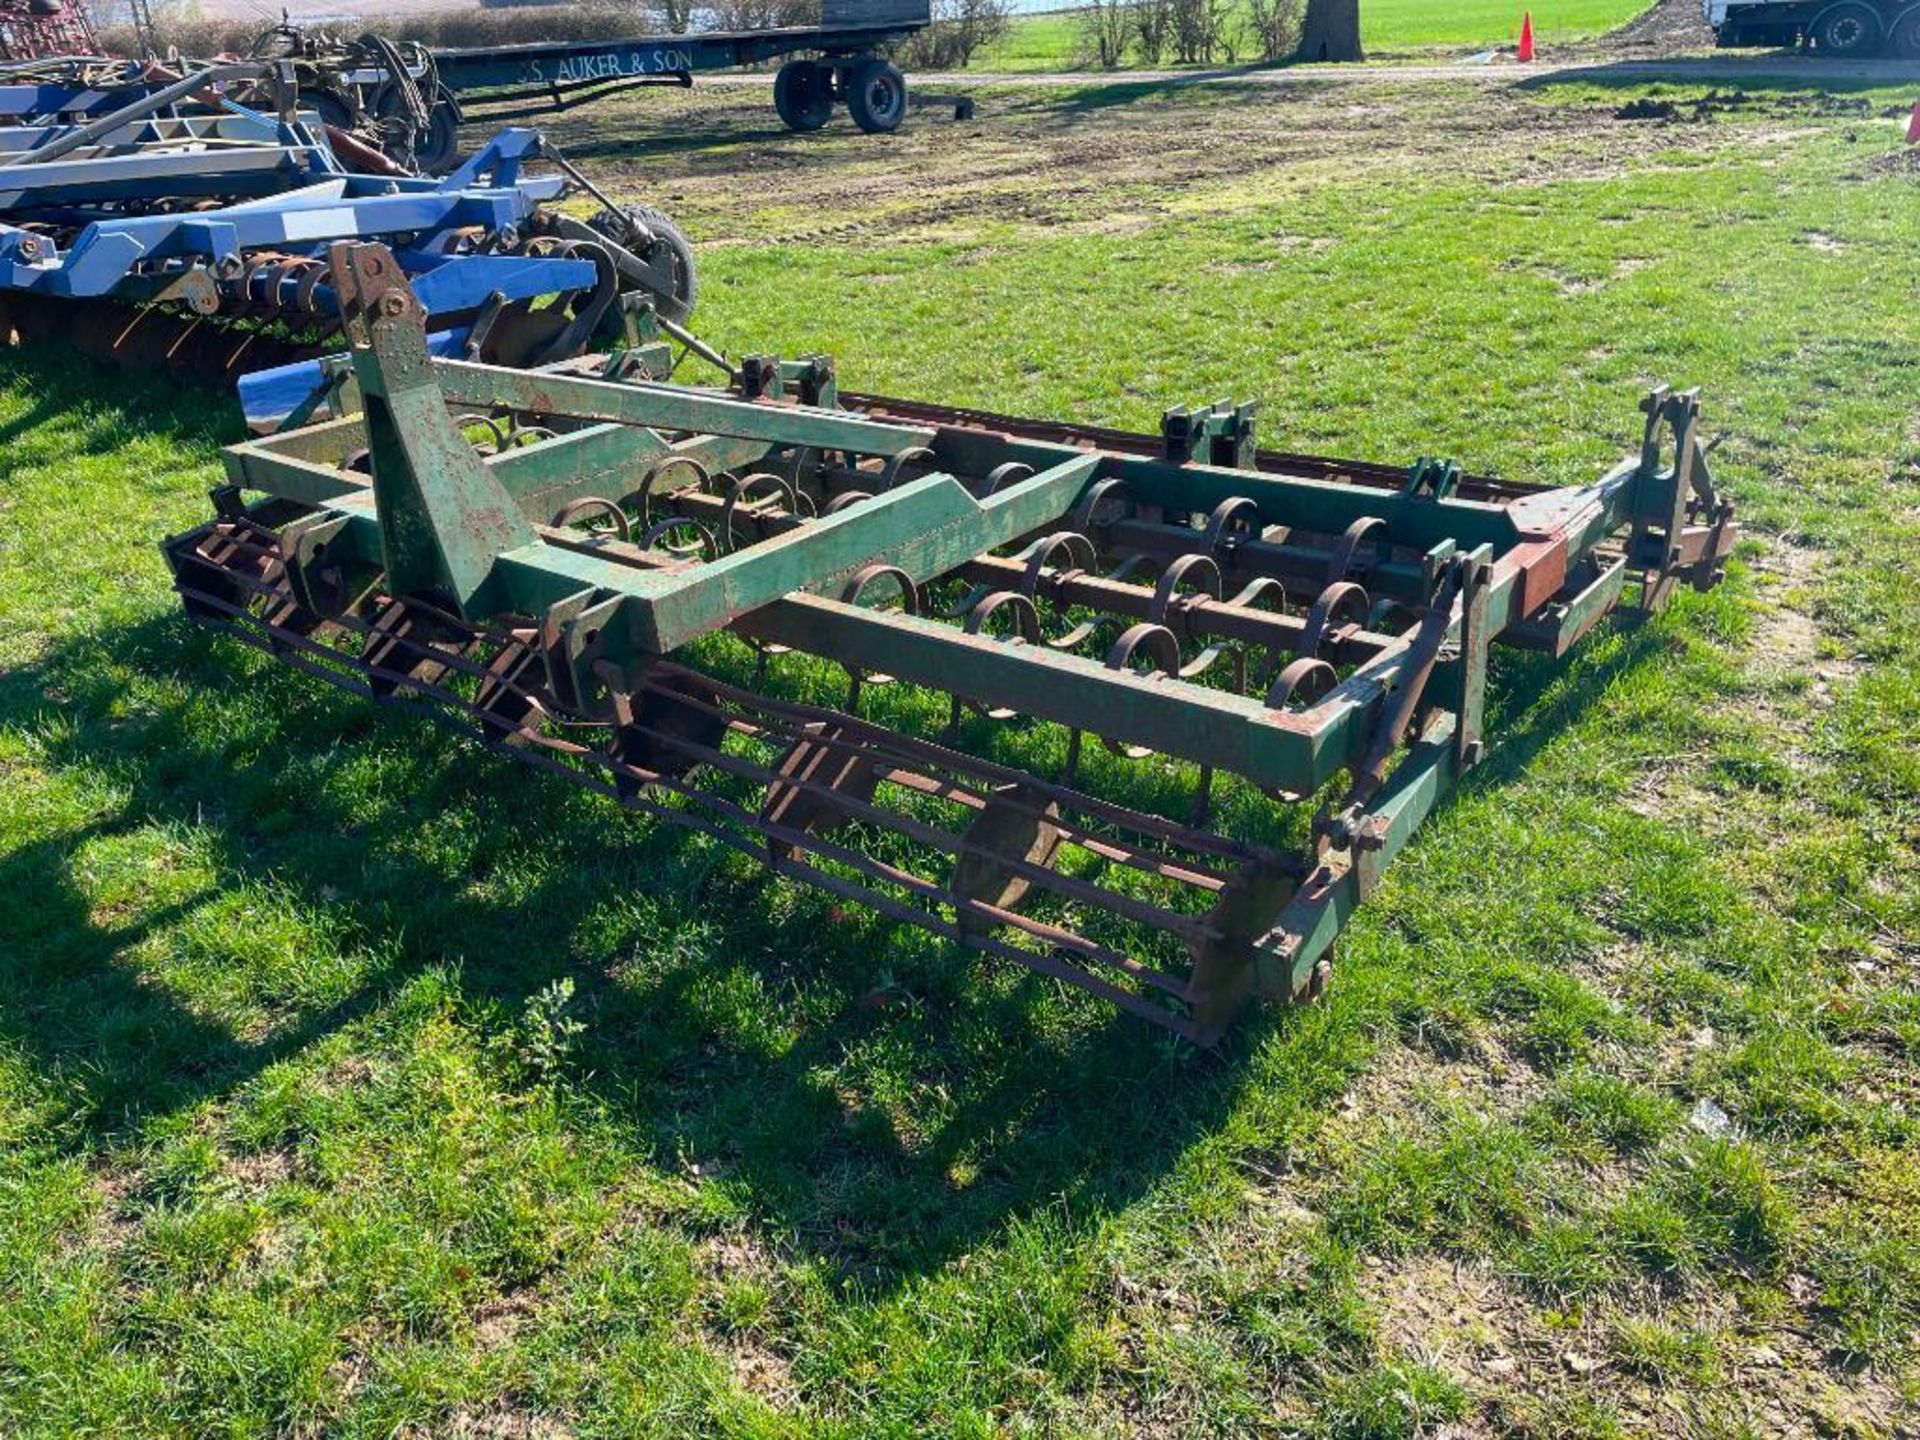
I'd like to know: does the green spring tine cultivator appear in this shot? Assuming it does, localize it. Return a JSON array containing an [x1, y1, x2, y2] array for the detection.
[[166, 245, 1738, 1043]]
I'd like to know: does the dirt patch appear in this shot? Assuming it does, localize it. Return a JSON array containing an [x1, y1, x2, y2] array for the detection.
[[1324, 1037, 1547, 1138], [727, 1339, 799, 1403], [698, 1228, 781, 1281], [1744, 538, 1861, 698], [1366, 1256, 1552, 1390], [1584, 0, 1717, 57], [1369, 1258, 1909, 1437], [1615, 97, 1687, 122], [224, 1146, 294, 1192], [439, 1407, 575, 1439], [1866, 147, 1920, 176], [530, 76, 1792, 252], [77, 1165, 144, 1259], [472, 1287, 542, 1349]]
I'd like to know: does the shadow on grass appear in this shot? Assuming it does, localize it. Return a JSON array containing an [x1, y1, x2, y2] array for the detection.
[[1, 599, 1288, 1287], [0, 593, 1669, 1290], [1042, 64, 1312, 114], [1513, 55, 1920, 96]]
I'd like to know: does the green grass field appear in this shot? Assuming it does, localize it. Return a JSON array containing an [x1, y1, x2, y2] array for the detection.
[[976, 0, 1650, 70], [3, 73, 1918, 1438]]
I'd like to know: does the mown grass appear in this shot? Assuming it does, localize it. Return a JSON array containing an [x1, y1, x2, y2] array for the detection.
[[2, 73, 1918, 1437], [976, 0, 1650, 71]]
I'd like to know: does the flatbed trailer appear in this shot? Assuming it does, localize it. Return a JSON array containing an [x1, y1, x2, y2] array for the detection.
[[0, 0, 931, 172], [434, 3, 932, 139]]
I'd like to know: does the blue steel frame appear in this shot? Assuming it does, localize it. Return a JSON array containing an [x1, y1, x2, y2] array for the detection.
[[0, 121, 591, 313]]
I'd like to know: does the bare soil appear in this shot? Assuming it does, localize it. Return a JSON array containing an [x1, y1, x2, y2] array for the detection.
[[532, 75, 1846, 249]]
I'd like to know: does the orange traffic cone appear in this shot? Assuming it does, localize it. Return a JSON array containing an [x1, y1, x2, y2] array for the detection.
[[1908, 98, 1920, 143], [1518, 11, 1536, 61]]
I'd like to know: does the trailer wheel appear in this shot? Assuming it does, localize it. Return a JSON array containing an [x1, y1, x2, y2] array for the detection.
[[846, 57, 907, 134], [1890, 5, 1920, 54], [591, 204, 699, 325], [1810, 3, 1882, 53], [774, 60, 833, 132]]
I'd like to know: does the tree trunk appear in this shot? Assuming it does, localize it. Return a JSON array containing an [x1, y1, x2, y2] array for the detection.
[[1294, 0, 1362, 61]]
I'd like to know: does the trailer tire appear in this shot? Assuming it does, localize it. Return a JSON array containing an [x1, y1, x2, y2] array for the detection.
[[592, 204, 699, 325], [774, 60, 833, 132], [1890, 4, 1920, 54], [1810, 2, 1882, 53], [846, 57, 907, 134]]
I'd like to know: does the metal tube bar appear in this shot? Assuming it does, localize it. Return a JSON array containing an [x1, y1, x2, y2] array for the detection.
[[5, 63, 274, 167]]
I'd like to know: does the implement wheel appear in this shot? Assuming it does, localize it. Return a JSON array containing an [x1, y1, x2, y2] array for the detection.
[[846, 56, 907, 134], [591, 204, 699, 325], [773, 59, 833, 132], [415, 93, 461, 174], [1811, 3, 1882, 53]]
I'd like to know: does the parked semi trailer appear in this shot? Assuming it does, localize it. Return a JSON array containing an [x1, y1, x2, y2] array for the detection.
[[1706, 0, 1920, 55]]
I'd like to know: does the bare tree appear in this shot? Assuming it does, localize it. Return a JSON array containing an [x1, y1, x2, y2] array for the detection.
[[1211, 0, 1243, 60], [1168, 0, 1210, 61], [1079, 0, 1131, 67], [1130, 0, 1171, 62], [1294, 0, 1361, 60], [901, 0, 1012, 68], [705, 0, 817, 28], [1245, 0, 1302, 60]]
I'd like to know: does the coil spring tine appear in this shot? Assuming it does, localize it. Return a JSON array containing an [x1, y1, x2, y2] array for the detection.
[[629, 454, 709, 529], [878, 444, 937, 492], [1191, 764, 1215, 828], [721, 471, 805, 553], [1264, 656, 1337, 711], [1148, 552, 1222, 637], [1224, 575, 1290, 613], [984, 460, 1034, 495], [635, 516, 715, 559], [1104, 552, 1159, 585], [839, 564, 922, 704], [1327, 515, 1389, 583], [1101, 623, 1181, 757], [1295, 580, 1370, 662], [823, 489, 874, 515], [1202, 495, 1263, 560], [1070, 476, 1131, 537], [549, 495, 631, 542]]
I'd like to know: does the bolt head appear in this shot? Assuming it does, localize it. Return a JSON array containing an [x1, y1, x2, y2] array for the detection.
[[380, 293, 407, 317]]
